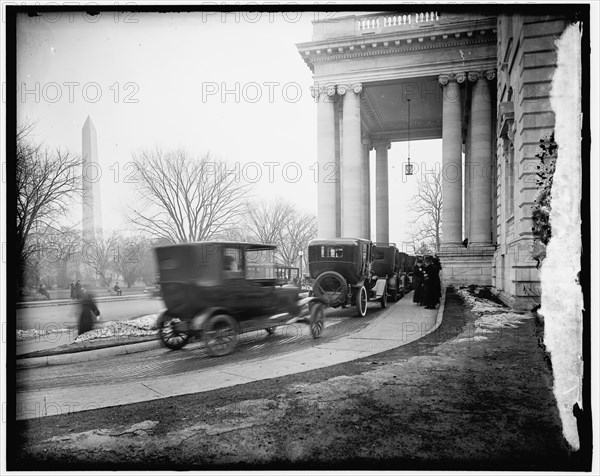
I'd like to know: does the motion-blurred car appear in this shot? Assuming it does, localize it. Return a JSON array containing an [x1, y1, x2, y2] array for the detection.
[[154, 241, 324, 356]]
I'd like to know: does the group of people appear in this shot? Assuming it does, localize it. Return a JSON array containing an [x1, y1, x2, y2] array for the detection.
[[70, 280, 83, 299], [411, 255, 442, 309]]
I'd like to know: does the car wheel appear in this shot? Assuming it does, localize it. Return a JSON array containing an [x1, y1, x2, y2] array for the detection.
[[309, 303, 324, 339], [204, 313, 238, 357], [313, 271, 348, 308], [381, 284, 388, 308], [159, 316, 190, 350], [355, 286, 367, 317]]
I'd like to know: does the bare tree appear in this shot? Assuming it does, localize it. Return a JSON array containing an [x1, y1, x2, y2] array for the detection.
[[16, 123, 81, 293], [110, 235, 150, 288], [81, 235, 118, 288], [408, 171, 443, 253], [245, 200, 317, 267], [129, 149, 250, 244]]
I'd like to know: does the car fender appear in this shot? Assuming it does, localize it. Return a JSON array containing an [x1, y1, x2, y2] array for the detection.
[[191, 307, 233, 332], [297, 296, 323, 308]]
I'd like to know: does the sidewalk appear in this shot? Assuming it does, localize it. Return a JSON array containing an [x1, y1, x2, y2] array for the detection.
[[16, 291, 442, 419]]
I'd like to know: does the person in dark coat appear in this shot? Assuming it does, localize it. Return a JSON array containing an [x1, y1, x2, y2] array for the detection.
[[70, 281, 76, 299], [75, 280, 81, 299], [78, 292, 100, 336], [422, 256, 440, 309], [412, 258, 425, 305]]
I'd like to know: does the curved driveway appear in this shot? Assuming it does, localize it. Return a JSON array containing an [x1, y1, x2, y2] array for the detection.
[[16, 293, 442, 420]]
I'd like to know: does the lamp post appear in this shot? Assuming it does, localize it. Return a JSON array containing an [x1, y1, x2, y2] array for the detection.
[[405, 98, 414, 176]]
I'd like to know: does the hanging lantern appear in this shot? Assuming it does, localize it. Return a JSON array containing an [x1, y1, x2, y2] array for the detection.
[[405, 98, 414, 176]]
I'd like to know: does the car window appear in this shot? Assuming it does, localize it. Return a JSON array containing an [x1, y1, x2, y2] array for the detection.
[[223, 247, 243, 278], [321, 245, 343, 258], [246, 248, 275, 279]]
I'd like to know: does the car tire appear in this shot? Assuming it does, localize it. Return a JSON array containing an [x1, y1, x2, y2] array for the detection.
[[204, 313, 238, 357], [355, 286, 367, 317], [381, 284, 388, 308], [312, 271, 348, 307], [159, 316, 190, 350], [309, 302, 324, 339]]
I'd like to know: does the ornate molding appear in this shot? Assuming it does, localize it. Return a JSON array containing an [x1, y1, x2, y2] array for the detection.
[[467, 71, 481, 82], [337, 83, 363, 95], [299, 34, 496, 71], [311, 84, 337, 98], [438, 72, 467, 86], [373, 140, 391, 150], [468, 69, 496, 82]]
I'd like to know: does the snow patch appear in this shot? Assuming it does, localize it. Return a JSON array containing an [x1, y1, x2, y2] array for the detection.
[[73, 314, 159, 343]]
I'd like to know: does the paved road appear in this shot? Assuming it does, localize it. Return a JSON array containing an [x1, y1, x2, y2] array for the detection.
[[15, 294, 442, 420], [16, 297, 165, 331], [17, 305, 382, 393]]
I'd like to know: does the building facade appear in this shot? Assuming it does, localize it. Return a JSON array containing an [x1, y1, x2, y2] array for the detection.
[[297, 8, 578, 309]]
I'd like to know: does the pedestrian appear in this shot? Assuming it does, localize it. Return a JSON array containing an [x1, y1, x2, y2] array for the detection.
[[422, 256, 440, 309], [113, 281, 122, 296], [75, 280, 81, 299], [412, 258, 424, 305], [78, 291, 100, 336], [38, 284, 50, 300], [70, 281, 76, 299]]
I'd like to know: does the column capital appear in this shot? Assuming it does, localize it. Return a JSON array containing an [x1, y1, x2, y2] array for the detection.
[[467, 70, 497, 82], [438, 72, 467, 86], [361, 136, 373, 148], [373, 140, 391, 150], [337, 83, 363, 95], [311, 84, 337, 98]]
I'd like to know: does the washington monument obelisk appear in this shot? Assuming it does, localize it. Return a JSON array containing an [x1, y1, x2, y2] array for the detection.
[[82, 116, 103, 241]]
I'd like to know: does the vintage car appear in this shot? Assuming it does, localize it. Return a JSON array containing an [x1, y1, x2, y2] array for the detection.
[[372, 243, 405, 301], [275, 265, 300, 287], [307, 238, 387, 317], [154, 241, 324, 356]]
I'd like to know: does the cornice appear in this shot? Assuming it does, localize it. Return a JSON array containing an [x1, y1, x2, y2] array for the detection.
[[300, 34, 496, 72]]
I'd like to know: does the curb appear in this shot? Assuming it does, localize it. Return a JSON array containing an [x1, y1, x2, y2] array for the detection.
[[16, 339, 162, 369], [17, 294, 156, 309], [16, 293, 447, 370]]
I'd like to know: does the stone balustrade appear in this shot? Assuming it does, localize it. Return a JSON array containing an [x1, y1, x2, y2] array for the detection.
[[357, 12, 439, 31]]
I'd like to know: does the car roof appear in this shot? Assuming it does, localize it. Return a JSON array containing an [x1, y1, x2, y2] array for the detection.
[[309, 237, 372, 246]]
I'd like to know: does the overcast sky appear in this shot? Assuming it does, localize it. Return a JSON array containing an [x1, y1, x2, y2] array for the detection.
[[16, 9, 440, 247]]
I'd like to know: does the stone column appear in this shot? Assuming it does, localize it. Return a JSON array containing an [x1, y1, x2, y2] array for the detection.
[[361, 138, 372, 240], [464, 119, 471, 240], [468, 70, 495, 245], [438, 73, 464, 246], [313, 84, 338, 238], [374, 140, 391, 244], [339, 83, 364, 238]]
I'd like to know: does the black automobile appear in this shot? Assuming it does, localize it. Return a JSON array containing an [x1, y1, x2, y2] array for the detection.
[[154, 241, 324, 356], [372, 243, 405, 301], [307, 238, 388, 317]]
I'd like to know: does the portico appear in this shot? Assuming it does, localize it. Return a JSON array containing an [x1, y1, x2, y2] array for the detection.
[[300, 11, 497, 286]]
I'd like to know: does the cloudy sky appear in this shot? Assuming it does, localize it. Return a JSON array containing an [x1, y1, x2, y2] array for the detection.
[[16, 8, 440, 247]]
